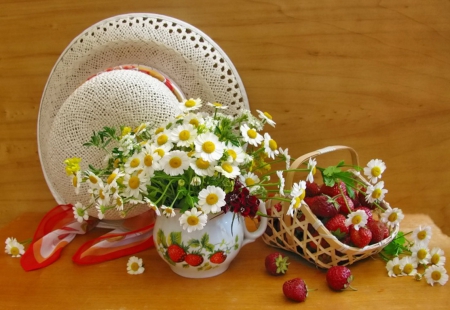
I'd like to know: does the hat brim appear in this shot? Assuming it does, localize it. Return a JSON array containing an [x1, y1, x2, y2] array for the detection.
[[38, 13, 249, 210]]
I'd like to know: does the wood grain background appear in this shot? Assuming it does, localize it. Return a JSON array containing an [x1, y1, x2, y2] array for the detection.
[[0, 0, 449, 235]]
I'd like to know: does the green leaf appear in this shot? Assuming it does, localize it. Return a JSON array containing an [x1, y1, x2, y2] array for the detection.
[[204, 243, 215, 253], [382, 232, 406, 257], [157, 229, 167, 248], [200, 233, 210, 247], [187, 239, 201, 248], [323, 166, 341, 177], [170, 232, 182, 245]]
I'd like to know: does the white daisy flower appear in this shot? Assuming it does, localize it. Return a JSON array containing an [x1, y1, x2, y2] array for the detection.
[[112, 192, 124, 211], [386, 257, 403, 277], [207, 102, 228, 109], [96, 204, 106, 220], [183, 113, 205, 128], [127, 256, 145, 275], [73, 202, 88, 223], [96, 186, 110, 207], [411, 243, 431, 264], [134, 122, 150, 136], [154, 130, 174, 149], [306, 158, 317, 183], [190, 157, 217, 177], [276, 170, 285, 196], [180, 98, 202, 112], [144, 197, 160, 216], [194, 132, 225, 162], [106, 168, 124, 187], [430, 247, 446, 266], [179, 207, 208, 232], [412, 225, 432, 247], [256, 110, 276, 127], [400, 256, 418, 277], [225, 143, 246, 164], [425, 265, 448, 286], [239, 172, 261, 192], [278, 147, 291, 170], [124, 152, 144, 174], [161, 205, 176, 218], [240, 124, 263, 147], [197, 186, 226, 214], [141, 144, 162, 177], [4, 237, 25, 258], [85, 171, 102, 189], [160, 150, 190, 176], [123, 173, 147, 199], [345, 210, 368, 231], [381, 207, 404, 229], [263, 133, 279, 159], [365, 181, 388, 203], [170, 123, 197, 147], [287, 181, 306, 217], [215, 161, 240, 179], [363, 159, 386, 184], [153, 143, 172, 159]]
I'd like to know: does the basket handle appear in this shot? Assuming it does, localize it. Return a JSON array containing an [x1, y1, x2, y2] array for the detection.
[[285, 145, 359, 190]]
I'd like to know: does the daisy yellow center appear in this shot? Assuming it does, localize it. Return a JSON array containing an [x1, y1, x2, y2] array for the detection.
[[189, 119, 199, 127], [179, 130, 191, 141], [206, 193, 219, 206], [417, 230, 427, 240], [431, 254, 441, 265], [269, 139, 277, 151], [128, 176, 140, 189], [388, 212, 398, 222], [227, 149, 237, 160], [371, 166, 381, 177], [393, 265, 402, 275], [294, 197, 301, 209], [107, 173, 117, 185], [121, 126, 131, 136], [352, 214, 362, 225], [89, 175, 98, 184], [202, 141, 215, 154], [116, 197, 123, 206], [372, 188, 382, 199], [157, 134, 168, 145], [263, 111, 273, 120], [155, 149, 165, 157], [72, 175, 78, 187], [165, 208, 173, 215], [99, 189, 105, 200], [185, 99, 196, 107], [169, 157, 182, 169], [155, 127, 164, 134], [187, 150, 195, 157], [431, 271, 441, 281], [212, 102, 222, 107], [10, 247, 20, 256], [247, 129, 257, 139], [113, 158, 120, 168], [144, 155, 153, 167], [130, 158, 140, 168], [187, 215, 200, 226], [311, 166, 317, 175], [222, 162, 233, 173], [130, 262, 140, 272], [417, 249, 427, 260], [245, 178, 255, 186], [299, 191, 305, 201], [196, 158, 210, 169], [403, 264, 414, 274]]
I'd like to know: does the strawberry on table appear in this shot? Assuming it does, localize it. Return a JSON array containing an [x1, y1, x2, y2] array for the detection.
[[326, 266, 355, 291], [282, 278, 309, 302], [265, 252, 290, 276]]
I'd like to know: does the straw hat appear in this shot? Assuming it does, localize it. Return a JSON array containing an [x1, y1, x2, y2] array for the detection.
[[37, 13, 249, 220]]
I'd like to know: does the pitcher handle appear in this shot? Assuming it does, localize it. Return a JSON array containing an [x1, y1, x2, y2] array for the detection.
[[242, 200, 268, 247]]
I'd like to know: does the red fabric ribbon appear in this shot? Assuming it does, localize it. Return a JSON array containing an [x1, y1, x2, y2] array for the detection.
[[20, 204, 155, 271]]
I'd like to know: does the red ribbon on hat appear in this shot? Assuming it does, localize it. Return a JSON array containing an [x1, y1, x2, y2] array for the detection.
[[20, 204, 155, 271]]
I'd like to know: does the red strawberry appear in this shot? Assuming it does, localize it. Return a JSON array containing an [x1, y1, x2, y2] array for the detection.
[[325, 214, 349, 240], [320, 181, 347, 197], [265, 252, 290, 276], [282, 278, 308, 302], [336, 195, 354, 215], [305, 181, 321, 197], [367, 220, 389, 244], [209, 251, 227, 264], [184, 253, 204, 266], [167, 244, 186, 263], [326, 266, 355, 291], [305, 195, 339, 218], [350, 226, 372, 248], [355, 206, 373, 222]]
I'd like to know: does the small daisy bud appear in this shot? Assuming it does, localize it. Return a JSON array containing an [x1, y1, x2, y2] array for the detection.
[[190, 176, 201, 186], [415, 273, 423, 281], [178, 179, 186, 187]]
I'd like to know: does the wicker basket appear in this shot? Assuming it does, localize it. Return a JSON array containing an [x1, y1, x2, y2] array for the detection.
[[262, 145, 399, 269]]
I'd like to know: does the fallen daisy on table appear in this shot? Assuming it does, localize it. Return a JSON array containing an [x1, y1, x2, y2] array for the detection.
[[5, 237, 25, 258], [127, 256, 145, 275]]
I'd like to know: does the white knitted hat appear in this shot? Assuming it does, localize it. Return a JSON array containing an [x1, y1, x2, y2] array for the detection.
[[38, 13, 249, 220]]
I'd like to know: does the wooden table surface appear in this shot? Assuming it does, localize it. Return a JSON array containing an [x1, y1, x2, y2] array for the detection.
[[0, 212, 448, 309], [1, 0, 449, 308]]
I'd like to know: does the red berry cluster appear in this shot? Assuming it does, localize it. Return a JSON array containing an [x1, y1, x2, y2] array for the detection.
[[223, 180, 260, 217]]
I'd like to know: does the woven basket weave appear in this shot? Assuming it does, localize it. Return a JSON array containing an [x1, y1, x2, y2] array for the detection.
[[262, 146, 399, 269]]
